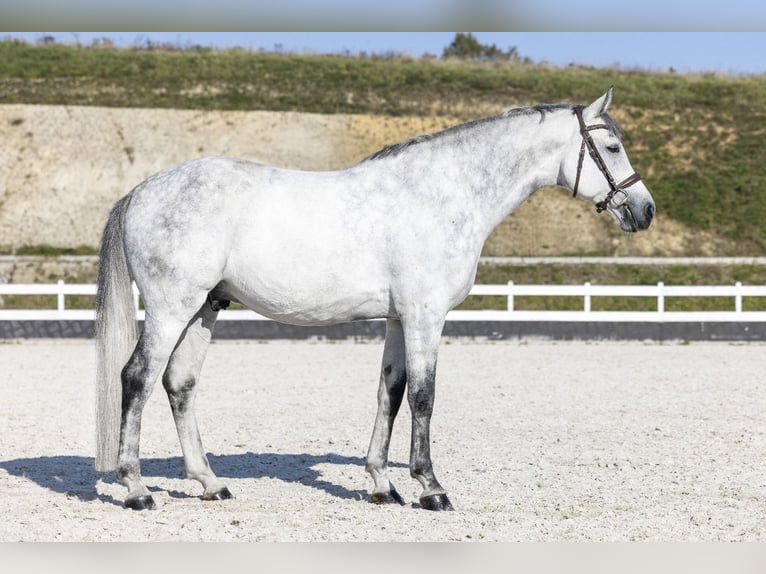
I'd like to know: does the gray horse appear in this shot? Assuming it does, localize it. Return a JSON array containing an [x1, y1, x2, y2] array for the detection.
[[95, 88, 655, 511]]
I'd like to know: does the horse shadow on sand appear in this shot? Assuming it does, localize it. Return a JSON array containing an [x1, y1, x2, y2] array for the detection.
[[0, 452, 408, 508]]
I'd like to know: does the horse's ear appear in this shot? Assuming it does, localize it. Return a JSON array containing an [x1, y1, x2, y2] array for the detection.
[[583, 87, 614, 121]]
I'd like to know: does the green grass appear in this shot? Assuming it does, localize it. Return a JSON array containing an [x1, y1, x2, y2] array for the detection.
[[474, 262, 766, 285], [1, 41, 766, 251], [0, 294, 95, 310], [11, 244, 99, 256]]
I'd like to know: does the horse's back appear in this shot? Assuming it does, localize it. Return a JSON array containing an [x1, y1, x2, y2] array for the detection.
[[121, 157, 396, 323]]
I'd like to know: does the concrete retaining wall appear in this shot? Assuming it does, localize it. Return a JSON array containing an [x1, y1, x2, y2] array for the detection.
[[3, 319, 766, 341]]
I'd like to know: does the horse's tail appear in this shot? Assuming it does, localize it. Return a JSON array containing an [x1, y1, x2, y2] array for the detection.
[[95, 194, 137, 472]]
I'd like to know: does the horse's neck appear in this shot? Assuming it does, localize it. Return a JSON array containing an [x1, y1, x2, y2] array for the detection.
[[446, 115, 569, 235], [356, 112, 570, 248]]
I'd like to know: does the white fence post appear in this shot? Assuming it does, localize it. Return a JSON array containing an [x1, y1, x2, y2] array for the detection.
[[735, 281, 742, 313], [507, 280, 514, 312], [657, 281, 664, 313], [584, 282, 591, 313], [57, 279, 65, 312]]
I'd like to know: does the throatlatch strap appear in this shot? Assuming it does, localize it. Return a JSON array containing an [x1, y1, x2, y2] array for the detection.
[[572, 138, 586, 198]]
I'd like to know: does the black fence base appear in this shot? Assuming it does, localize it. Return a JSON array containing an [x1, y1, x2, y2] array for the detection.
[[2, 320, 766, 342]]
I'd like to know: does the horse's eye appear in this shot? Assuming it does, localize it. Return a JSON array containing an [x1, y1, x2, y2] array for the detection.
[[606, 145, 620, 153]]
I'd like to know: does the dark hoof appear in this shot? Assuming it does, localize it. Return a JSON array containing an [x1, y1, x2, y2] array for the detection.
[[419, 493, 454, 511], [125, 494, 156, 511], [371, 486, 405, 506], [203, 487, 234, 501]]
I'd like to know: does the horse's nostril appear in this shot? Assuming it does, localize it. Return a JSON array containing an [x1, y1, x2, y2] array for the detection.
[[645, 203, 655, 220]]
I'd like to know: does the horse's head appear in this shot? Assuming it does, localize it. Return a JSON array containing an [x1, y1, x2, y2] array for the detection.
[[560, 87, 655, 232]]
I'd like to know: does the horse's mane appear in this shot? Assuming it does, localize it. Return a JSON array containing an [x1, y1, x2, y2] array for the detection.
[[361, 102, 621, 163]]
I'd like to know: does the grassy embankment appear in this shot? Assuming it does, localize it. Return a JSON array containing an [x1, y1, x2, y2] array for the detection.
[[1, 40, 765, 312]]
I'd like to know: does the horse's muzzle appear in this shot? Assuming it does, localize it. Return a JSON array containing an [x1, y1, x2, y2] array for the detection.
[[618, 199, 655, 232], [643, 202, 656, 226]]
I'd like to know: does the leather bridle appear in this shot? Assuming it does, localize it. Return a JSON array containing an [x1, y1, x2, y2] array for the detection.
[[572, 105, 643, 213]]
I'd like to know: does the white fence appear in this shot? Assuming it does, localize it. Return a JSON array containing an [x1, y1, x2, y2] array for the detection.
[[2, 280, 766, 322]]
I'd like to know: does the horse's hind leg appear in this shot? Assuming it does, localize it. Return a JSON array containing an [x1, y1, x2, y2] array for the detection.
[[118, 315, 189, 510], [365, 319, 407, 505], [162, 298, 232, 502]]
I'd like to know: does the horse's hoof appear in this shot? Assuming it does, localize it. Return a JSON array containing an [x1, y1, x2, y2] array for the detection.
[[203, 487, 234, 501], [125, 494, 156, 511], [371, 487, 405, 506], [419, 493, 454, 511]]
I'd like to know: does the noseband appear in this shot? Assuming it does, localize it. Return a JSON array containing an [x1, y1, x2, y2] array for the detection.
[[572, 105, 643, 213]]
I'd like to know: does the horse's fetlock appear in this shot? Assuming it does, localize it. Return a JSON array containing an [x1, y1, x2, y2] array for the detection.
[[410, 465, 427, 479], [115, 467, 130, 483]]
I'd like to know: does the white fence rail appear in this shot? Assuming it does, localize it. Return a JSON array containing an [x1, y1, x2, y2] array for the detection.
[[2, 280, 766, 323]]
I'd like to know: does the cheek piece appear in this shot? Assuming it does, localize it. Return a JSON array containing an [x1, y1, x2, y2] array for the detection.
[[571, 105, 643, 213]]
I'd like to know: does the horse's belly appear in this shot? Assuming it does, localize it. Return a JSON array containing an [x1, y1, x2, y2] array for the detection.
[[220, 279, 391, 326], [221, 216, 394, 324]]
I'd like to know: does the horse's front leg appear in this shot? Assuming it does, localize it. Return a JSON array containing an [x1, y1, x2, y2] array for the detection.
[[403, 313, 454, 511], [365, 318, 407, 505]]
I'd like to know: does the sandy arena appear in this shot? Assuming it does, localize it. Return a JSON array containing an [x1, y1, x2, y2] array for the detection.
[[0, 338, 764, 542]]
